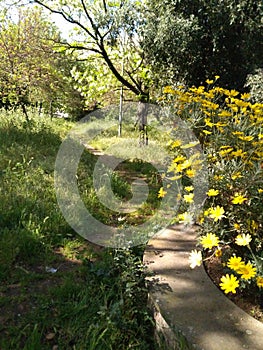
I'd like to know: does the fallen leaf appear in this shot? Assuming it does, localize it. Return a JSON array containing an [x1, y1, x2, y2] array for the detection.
[[45, 332, 56, 340]]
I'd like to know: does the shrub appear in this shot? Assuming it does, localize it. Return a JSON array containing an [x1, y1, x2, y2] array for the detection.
[[160, 77, 263, 297]]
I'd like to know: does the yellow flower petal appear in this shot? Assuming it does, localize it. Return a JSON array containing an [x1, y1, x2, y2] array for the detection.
[[206, 189, 219, 197], [200, 233, 219, 249], [220, 274, 239, 294]]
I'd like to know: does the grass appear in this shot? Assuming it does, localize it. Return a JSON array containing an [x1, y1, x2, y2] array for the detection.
[[0, 108, 190, 349], [73, 121, 168, 232], [0, 247, 155, 349]]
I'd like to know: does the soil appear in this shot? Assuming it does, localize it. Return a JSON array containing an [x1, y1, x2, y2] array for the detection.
[[204, 253, 263, 323]]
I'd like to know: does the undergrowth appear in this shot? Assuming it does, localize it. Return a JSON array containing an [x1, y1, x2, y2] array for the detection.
[[0, 109, 184, 349]]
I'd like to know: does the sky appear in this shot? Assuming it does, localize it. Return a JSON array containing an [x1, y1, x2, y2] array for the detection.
[[0, 1, 75, 41], [50, 12, 75, 40]]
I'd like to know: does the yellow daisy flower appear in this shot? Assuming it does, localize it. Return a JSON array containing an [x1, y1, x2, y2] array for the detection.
[[218, 110, 232, 117], [228, 89, 239, 97], [214, 175, 223, 181], [171, 139, 182, 148], [237, 262, 257, 280], [219, 147, 233, 156], [256, 276, 263, 288], [158, 187, 167, 198], [209, 206, 225, 222], [185, 186, 194, 192], [163, 86, 175, 94], [173, 155, 186, 163], [205, 118, 214, 127], [233, 223, 241, 231], [238, 135, 254, 142], [186, 169, 196, 178], [203, 130, 212, 135], [206, 189, 219, 196], [232, 131, 244, 136], [183, 193, 194, 203], [231, 193, 248, 204], [227, 256, 245, 271], [241, 92, 250, 100], [200, 233, 219, 249], [231, 149, 246, 157], [220, 274, 239, 294], [231, 172, 243, 180]]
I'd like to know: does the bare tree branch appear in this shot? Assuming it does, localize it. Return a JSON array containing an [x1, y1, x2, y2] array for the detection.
[[102, 0, 107, 13], [34, 0, 97, 41], [125, 70, 142, 92], [80, 0, 102, 42], [60, 42, 102, 55], [99, 44, 141, 96], [31, 0, 148, 98]]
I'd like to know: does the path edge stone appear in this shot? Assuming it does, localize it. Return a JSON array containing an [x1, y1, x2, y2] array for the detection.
[[143, 224, 263, 350]]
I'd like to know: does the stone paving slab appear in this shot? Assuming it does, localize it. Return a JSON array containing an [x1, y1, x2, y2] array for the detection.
[[143, 224, 263, 350]]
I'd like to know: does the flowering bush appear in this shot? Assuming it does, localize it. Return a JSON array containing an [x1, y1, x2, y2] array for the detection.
[[160, 77, 263, 297]]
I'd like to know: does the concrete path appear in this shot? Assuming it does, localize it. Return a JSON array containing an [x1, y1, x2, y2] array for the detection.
[[143, 224, 263, 350]]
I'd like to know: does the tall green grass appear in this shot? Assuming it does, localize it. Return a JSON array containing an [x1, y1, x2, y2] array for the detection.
[[0, 110, 73, 273], [0, 109, 186, 349]]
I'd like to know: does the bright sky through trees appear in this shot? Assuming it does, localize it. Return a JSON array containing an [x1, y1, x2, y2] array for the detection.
[[50, 12, 74, 40]]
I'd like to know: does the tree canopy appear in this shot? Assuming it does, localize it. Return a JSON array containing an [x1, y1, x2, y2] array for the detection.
[[0, 8, 57, 112], [0, 0, 262, 109], [0, 6, 85, 117], [142, 0, 263, 90], [30, 0, 151, 101]]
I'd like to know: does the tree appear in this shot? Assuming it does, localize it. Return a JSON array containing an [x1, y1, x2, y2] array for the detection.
[[71, 44, 152, 109], [28, 0, 151, 101], [0, 8, 58, 116], [0, 6, 85, 118], [142, 0, 263, 90]]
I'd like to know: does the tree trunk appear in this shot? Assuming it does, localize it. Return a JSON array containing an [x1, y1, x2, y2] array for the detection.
[[21, 104, 29, 122]]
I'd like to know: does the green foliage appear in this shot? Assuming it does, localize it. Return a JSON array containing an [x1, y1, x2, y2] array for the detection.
[[15, 247, 153, 350], [0, 109, 73, 247], [71, 45, 152, 108], [29, 0, 151, 100], [162, 81, 263, 297], [0, 9, 55, 107], [71, 53, 121, 108], [245, 68, 263, 103], [0, 109, 173, 349], [0, 247, 156, 349], [142, 0, 263, 90], [0, 7, 85, 118]]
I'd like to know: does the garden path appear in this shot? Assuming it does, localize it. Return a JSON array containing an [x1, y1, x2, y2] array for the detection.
[[84, 143, 263, 349], [143, 225, 263, 350]]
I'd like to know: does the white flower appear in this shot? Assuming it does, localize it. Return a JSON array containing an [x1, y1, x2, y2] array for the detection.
[[189, 249, 202, 269], [178, 212, 194, 225]]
